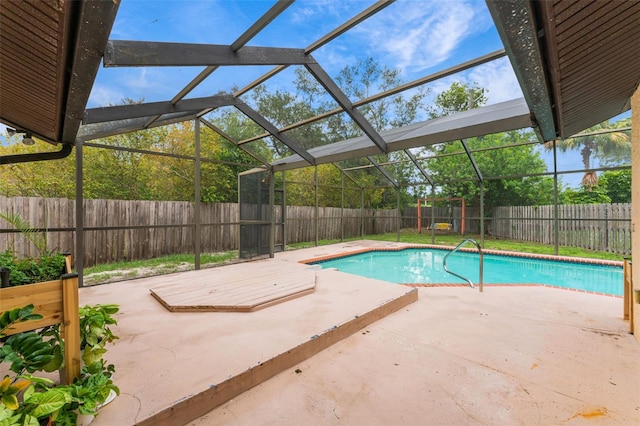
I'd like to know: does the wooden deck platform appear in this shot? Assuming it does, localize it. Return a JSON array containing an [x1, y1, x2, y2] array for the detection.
[[150, 261, 317, 312]]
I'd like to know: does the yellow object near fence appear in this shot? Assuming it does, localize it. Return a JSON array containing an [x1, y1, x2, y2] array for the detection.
[[430, 223, 452, 231]]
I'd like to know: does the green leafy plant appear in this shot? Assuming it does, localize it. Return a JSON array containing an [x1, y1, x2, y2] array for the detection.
[[0, 304, 120, 425], [0, 250, 67, 287], [0, 305, 43, 339], [78, 305, 119, 368], [0, 212, 68, 288], [55, 362, 119, 422], [0, 331, 62, 375]]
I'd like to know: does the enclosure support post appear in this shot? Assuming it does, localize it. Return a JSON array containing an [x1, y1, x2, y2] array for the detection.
[[430, 184, 436, 244], [282, 170, 287, 250], [194, 120, 201, 269], [360, 188, 364, 238], [396, 189, 401, 242], [552, 139, 559, 256], [629, 85, 639, 340], [269, 168, 275, 258], [75, 140, 84, 287], [480, 181, 485, 248], [314, 166, 319, 247], [341, 171, 345, 241]]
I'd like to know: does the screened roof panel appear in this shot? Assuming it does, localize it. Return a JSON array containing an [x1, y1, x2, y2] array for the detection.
[[2, 0, 638, 176], [271, 97, 532, 171]]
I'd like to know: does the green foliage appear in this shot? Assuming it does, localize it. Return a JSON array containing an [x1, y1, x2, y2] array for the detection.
[[598, 169, 631, 203], [560, 185, 611, 204], [0, 305, 43, 339], [0, 212, 48, 257], [425, 131, 553, 209], [0, 331, 61, 375], [0, 251, 66, 287], [545, 119, 631, 190], [0, 375, 70, 423], [78, 305, 119, 367], [0, 213, 66, 287], [420, 83, 554, 210], [227, 59, 429, 208], [0, 138, 76, 199], [428, 81, 487, 119], [54, 362, 119, 421], [0, 304, 119, 424]]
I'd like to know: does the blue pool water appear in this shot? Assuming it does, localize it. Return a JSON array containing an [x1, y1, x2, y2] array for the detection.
[[313, 249, 623, 296]]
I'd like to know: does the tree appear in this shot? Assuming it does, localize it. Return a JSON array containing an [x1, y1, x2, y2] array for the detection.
[[138, 121, 258, 203], [426, 131, 555, 210], [0, 135, 75, 198], [560, 185, 611, 204], [598, 169, 631, 203], [420, 82, 553, 210], [427, 81, 487, 119], [83, 127, 167, 200], [544, 119, 631, 190], [249, 84, 325, 155]]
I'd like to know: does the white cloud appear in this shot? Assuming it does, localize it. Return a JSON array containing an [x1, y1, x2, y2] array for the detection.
[[289, 5, 319, 24], [360, 0, 484, 72], [123, 68, 153, 92], [87, 83, 126, 108], [468, 58, 522, 104], [422, 57, 522, 105], [87, 67, 163, 108]]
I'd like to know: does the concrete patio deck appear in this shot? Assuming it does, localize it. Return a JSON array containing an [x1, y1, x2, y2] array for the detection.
[[81, 241, 639, 425]]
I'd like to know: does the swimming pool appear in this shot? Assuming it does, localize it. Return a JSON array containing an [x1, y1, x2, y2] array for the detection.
[[311, 248, 623, 296]]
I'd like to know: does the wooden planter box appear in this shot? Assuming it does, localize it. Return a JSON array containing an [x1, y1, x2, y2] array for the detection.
[[0, 255, 81, 384]]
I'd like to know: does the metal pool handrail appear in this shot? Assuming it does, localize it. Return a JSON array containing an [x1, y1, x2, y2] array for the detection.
[[443, 238, 484, 292]]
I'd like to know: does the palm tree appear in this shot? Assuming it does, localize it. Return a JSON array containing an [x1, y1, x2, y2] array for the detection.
[[544, 119, 631, 190]]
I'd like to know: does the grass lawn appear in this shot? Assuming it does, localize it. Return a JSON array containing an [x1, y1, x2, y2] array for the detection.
[[83, 252, 237, 285], [286, 228, 626, 262]]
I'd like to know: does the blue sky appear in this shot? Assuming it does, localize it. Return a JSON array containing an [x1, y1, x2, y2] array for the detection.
[[88, 0, 521, 108]]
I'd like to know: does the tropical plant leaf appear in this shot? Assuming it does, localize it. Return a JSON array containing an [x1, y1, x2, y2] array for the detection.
[[1, 332, 55, 374], [0, 305, 42, 338], [0, 213, 47, 257], [41, 344, 63, 373], [1, 393, 19, 411], [23, 388, 71, 418]]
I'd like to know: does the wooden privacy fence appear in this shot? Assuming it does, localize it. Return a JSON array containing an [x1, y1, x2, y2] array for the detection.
[[1, 196, 631, 265], [0, 197, 239, 266], [491, 203, 632, 255], [0, 196, 398, 266], [283, 206, 399, 242]]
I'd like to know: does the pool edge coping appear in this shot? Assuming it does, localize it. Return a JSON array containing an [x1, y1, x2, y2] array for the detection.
[[299, 244, 624, 267]]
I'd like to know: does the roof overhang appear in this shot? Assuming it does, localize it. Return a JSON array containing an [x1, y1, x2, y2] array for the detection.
[[487, 0, 640, 140], [0, 0, 119, 144]]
